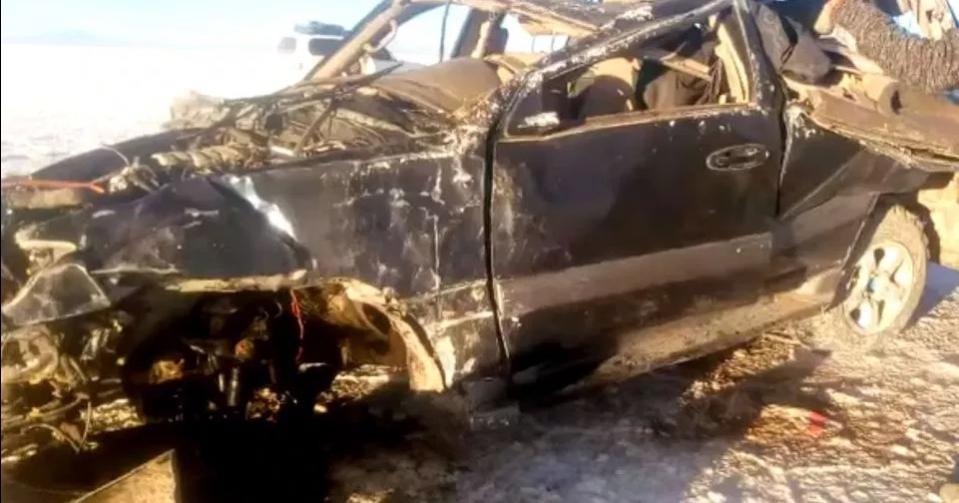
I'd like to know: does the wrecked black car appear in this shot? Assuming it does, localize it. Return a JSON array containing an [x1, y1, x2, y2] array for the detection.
[[2, 0, 958, 462]]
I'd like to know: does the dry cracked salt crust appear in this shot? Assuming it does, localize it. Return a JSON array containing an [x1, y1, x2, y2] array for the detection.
[[333, 268, 959, 503]]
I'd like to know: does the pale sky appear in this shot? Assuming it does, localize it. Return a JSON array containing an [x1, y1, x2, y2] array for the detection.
[[2, 0, 957, 48], [0, 0, 382, 47]]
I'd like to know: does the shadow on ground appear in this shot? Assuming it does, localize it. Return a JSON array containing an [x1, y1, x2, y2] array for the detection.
[[918, 264, 959, 317], [2, 388, 432, 503], [450, 343, 834, 502]]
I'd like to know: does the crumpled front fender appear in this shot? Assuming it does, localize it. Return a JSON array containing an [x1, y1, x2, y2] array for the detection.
[[3, 177, 313, 327]]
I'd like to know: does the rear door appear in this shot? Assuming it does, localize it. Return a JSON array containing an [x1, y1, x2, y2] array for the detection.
[[490, 1, 785, 364]]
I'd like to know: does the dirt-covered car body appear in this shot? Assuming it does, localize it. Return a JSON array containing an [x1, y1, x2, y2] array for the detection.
[[1, 0, 957, 460]]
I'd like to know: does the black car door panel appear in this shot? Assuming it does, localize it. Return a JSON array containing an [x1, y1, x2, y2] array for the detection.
[[489, 3, 786, 366]]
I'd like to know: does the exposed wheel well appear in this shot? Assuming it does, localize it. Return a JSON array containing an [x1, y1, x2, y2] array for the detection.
[[153, 276, 447, 393], [896, 173, 958, 269]]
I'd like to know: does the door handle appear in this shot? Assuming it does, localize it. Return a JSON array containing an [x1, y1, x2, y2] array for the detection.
[[706, 143, 770, 171]]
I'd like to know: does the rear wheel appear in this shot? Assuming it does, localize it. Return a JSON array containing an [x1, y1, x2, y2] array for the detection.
[[829, 205, 928, 351]]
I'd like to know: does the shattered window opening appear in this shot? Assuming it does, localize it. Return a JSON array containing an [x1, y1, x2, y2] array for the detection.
[[152, 2, 593, 174], [383, 3, 472, 66], [310, 0, 600, 81], [506, 6, 756, 135]]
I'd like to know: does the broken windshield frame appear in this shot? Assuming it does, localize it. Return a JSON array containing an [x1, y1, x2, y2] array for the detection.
[[305, 0, 596, 81]]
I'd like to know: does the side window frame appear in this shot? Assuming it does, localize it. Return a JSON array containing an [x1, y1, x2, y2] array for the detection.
[[383, 3, 474, 66], [501, 0, 766, 139]]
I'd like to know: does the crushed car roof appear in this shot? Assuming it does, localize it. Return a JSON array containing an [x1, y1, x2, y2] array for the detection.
[[465, 0, 653, 32]]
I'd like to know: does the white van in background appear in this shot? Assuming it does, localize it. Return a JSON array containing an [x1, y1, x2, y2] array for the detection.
[[277, 21, 402, 76], [277, 22, 348, 72]]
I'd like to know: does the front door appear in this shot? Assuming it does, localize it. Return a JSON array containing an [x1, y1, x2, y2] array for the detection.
[[489, 3, 784, 367]]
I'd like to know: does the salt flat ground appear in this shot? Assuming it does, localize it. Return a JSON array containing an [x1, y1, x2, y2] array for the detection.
[[1, 44, 297, 177], [1, 44, 957, 503]]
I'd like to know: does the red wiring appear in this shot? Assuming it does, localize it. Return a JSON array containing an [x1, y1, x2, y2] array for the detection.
[[290, 289, 306, 363], [1, 178, 106, 194]]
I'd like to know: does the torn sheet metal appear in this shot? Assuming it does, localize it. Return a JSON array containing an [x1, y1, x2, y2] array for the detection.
[[2, 263, 111, 327]]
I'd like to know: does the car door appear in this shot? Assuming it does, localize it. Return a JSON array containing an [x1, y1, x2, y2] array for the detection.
[[489, 2, 785, 366]]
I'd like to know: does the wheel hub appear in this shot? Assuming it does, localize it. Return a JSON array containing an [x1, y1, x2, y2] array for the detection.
[[844, 241, 915, 334], [867, 274, 890, 296]]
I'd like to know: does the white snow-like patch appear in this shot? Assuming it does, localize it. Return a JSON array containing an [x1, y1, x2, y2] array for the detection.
[[1, 44, 304, 178]]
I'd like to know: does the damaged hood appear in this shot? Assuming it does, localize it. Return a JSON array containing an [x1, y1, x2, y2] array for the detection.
[[3, 140, 484, 328], [1, 59, 500, 328]]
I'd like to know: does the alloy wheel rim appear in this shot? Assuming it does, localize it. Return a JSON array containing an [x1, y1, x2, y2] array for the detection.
[[843, 241, 915, 334]]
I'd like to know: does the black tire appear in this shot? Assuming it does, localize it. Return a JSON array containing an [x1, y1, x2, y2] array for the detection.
[[826, 204, 929, 352]]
